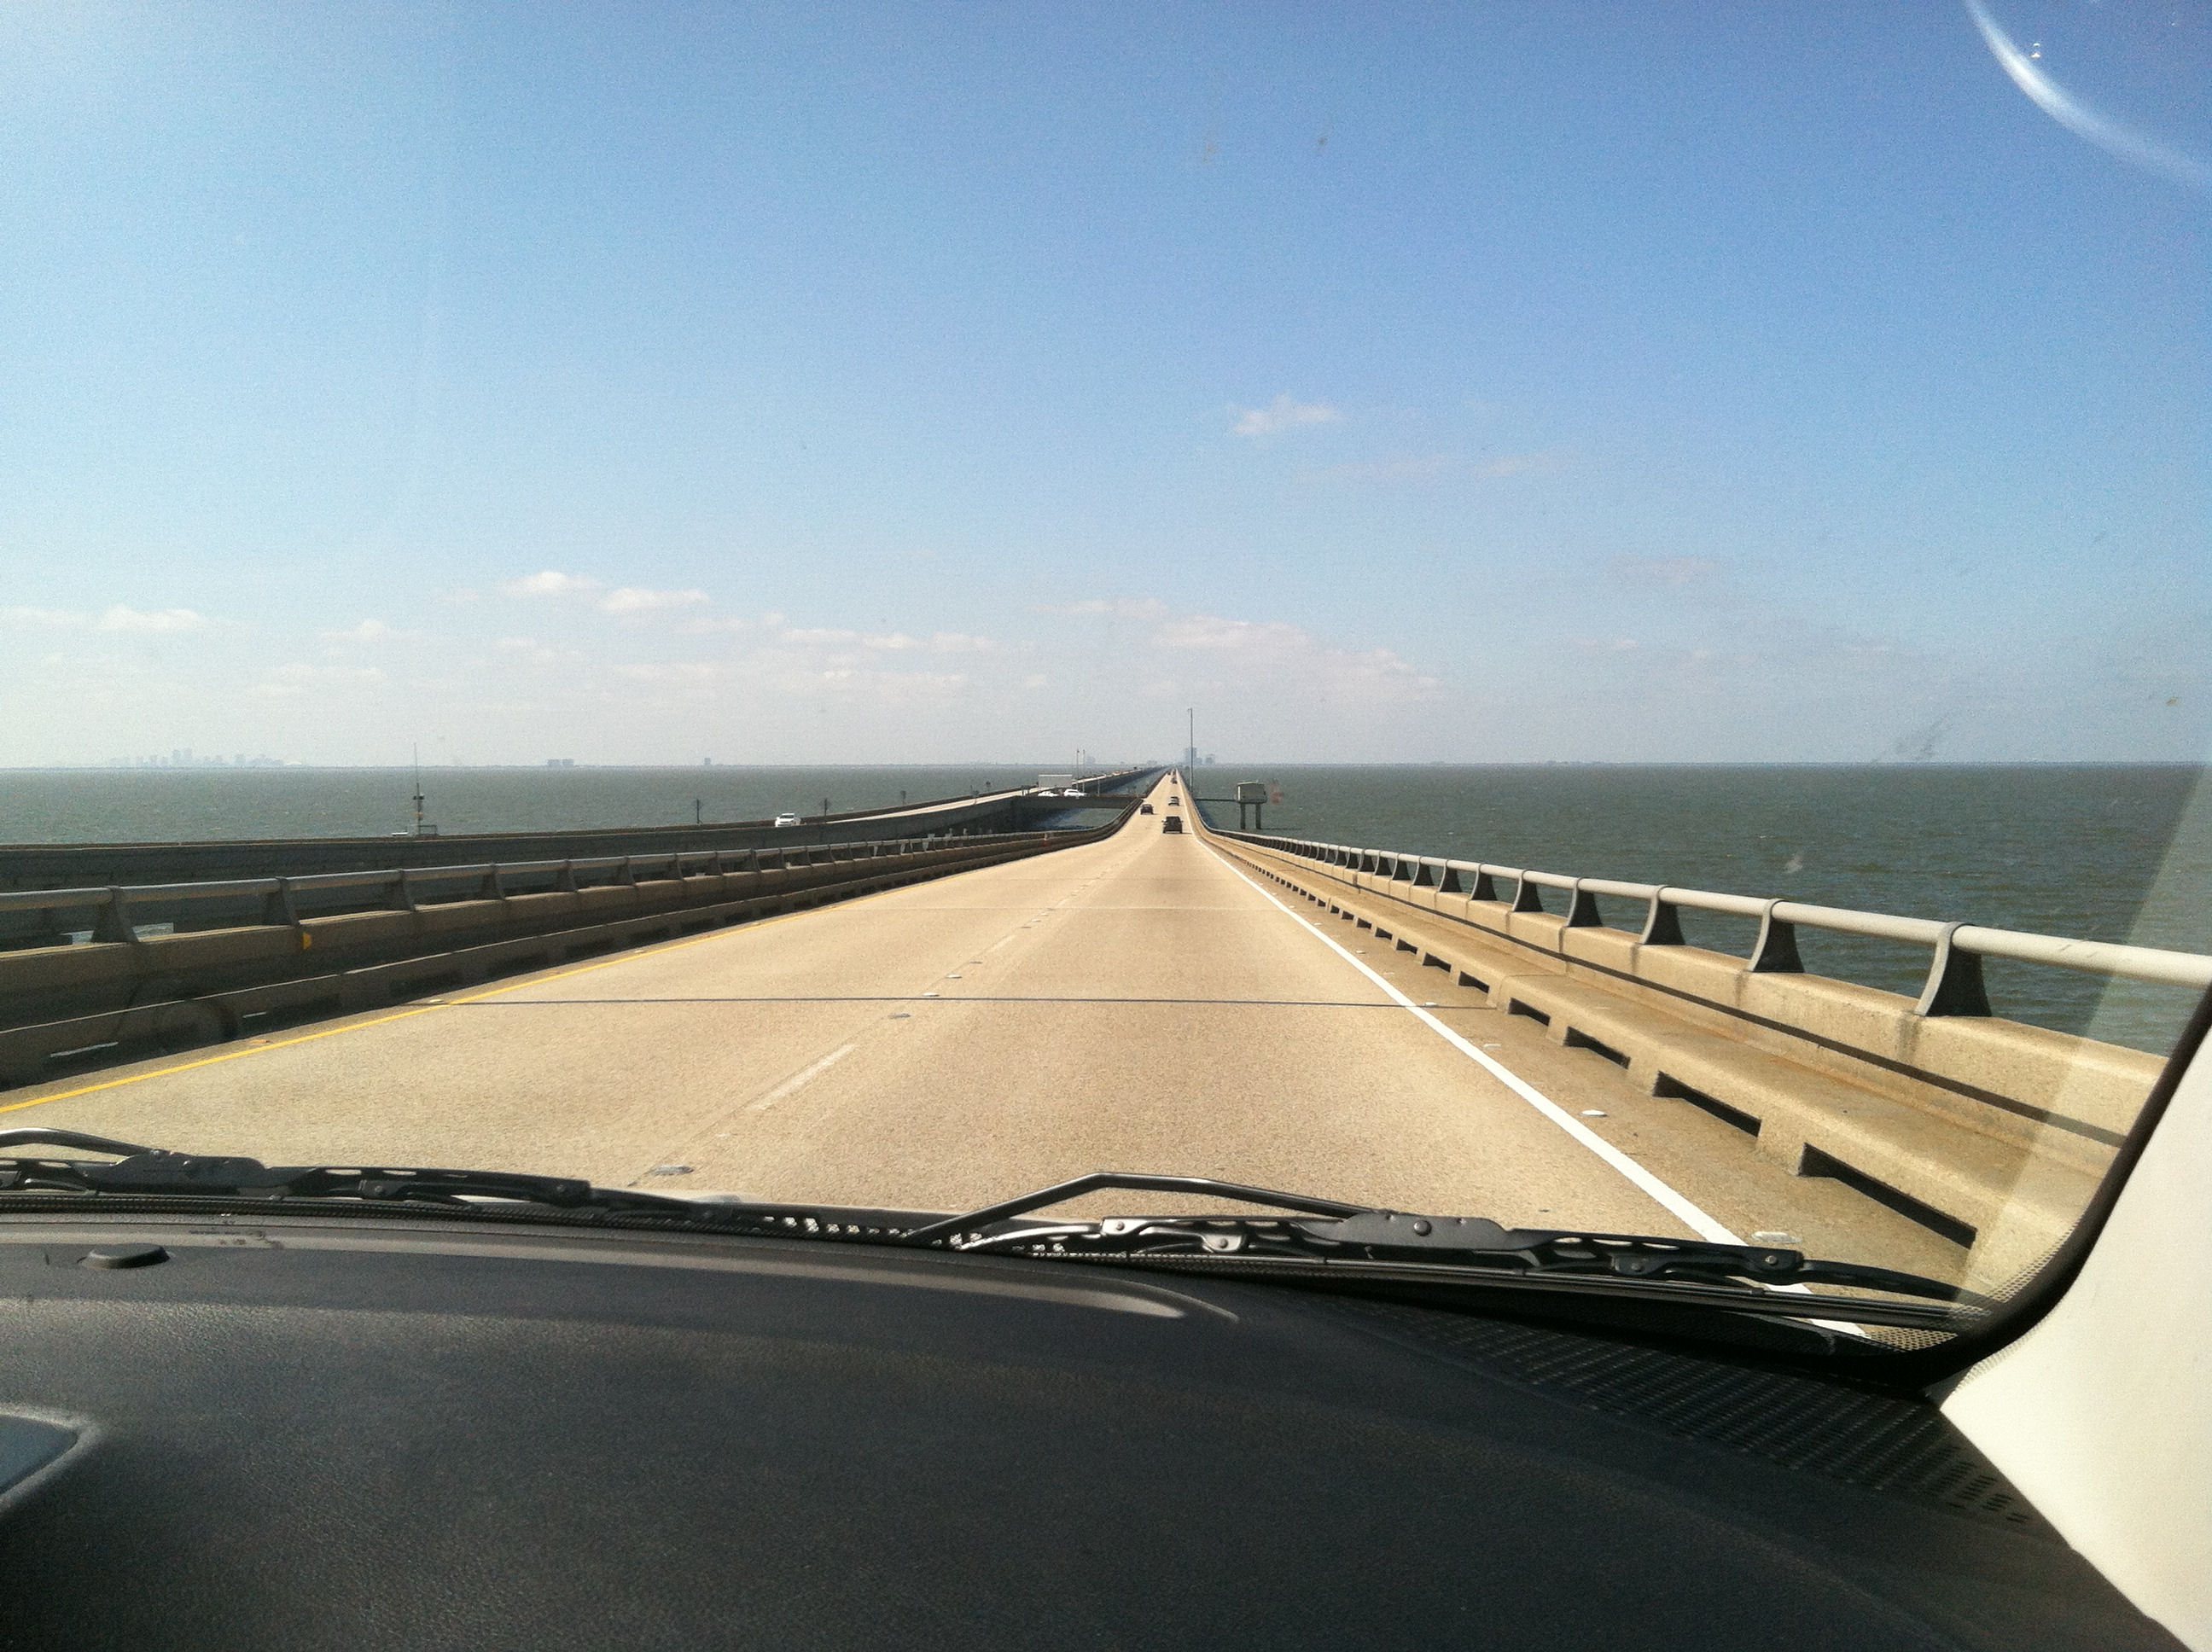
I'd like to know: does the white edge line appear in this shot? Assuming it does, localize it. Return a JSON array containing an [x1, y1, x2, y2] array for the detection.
[[1214, 847, 1869, 1335], [1208, 846, 1744, 1245]]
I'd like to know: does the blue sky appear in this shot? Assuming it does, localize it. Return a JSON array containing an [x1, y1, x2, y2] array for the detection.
[[2, 1, 2204, 765]]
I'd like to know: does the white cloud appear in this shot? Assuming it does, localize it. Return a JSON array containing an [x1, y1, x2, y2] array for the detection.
[[4, 604, 219, 633], [249, 661, 387, 699], [97, 606, 208, 633], [1038, 597, 1170, 619], [615, 661, 736, 685], [1155, 614, 1312, 653], [616, 654, 973, 708], [1146, 608, 1443, 705], [498, 570, 602, 598], [493, 636, 575, 666], [1231, 394, 1343, 438], [597, 585, 708, 614], [492, 572, 713, 616], [1029, 598, 1442, 708], [776, 626, 964, 654], [320, 619, 410, 643]]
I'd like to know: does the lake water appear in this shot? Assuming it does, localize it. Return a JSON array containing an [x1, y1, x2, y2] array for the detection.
[[0, 766, 1051, 845], [1185, 764, 2209, 1055], [3, 762, 2203, 1051]]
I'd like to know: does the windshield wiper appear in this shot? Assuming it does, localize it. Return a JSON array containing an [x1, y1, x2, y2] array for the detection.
[[0, 1137, 1988, 1330], [899, 1171, 1994, 1328], [0, 1128, 934, 1242], [0, 1128, 714, 1219]]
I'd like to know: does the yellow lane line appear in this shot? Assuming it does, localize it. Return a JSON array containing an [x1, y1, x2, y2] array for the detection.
[[0, 896, 853, 1119]]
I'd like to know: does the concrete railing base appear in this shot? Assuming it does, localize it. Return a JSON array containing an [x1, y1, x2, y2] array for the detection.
[[1208, 830, 2107, 1291]]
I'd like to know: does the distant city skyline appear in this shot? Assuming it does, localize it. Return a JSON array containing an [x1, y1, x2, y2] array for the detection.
[[3, 3, 2204, 767]]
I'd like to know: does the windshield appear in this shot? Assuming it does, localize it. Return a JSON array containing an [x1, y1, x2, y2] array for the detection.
[[2, 3, 2205, 1347]]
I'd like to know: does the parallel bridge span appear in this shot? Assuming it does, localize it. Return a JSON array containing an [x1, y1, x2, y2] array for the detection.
[[0, 819, 1137, 1087]]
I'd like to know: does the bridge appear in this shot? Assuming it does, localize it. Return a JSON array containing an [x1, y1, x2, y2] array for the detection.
[[1, 771, 2203, 1301], [0, 766, 1157, 899]]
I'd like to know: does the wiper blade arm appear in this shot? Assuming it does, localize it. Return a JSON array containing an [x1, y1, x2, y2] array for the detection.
[[899, 1172, 1372, 1247], [0, 1130, 929, 1242], [1279, 1210, 1990, 1307], [0, 1129, 161, 1159], [906, 1170, 1988, 1312], [0, 1128, 691, 1215]]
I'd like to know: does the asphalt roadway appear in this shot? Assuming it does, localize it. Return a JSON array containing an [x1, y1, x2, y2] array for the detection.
[[0, 775, 1959, 1270]]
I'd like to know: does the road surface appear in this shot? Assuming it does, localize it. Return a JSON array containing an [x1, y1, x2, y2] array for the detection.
[[0, 775, 1958, 1270]]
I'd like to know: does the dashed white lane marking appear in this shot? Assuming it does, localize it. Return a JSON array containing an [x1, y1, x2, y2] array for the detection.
[[746, 1043, 857, 1113], [1208, 849, 1743, 1245]]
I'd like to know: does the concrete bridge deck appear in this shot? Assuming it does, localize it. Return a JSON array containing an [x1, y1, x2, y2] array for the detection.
[[0, 774, 1965, 1278]]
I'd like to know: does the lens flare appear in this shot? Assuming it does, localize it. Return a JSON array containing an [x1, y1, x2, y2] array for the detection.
[[1964, 0, 2211, 195]]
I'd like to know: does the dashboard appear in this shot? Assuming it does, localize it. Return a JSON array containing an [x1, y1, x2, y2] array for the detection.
[[0, 1213, 2179, 1650]]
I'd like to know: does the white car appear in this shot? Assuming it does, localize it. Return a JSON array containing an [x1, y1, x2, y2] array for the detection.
[[1062, 788, 1084, 797], [771, 812, 800, 828]]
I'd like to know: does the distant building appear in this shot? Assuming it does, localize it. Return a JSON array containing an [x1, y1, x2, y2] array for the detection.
[[546, 758, 577, 768]]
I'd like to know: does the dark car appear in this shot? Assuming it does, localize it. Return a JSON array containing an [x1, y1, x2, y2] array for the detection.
[[1161, 814, 1183, 833]]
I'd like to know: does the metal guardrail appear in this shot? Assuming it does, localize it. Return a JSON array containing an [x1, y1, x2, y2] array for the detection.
[[1214, 829, 2212, 1015], [0, 830, 1056, 945]]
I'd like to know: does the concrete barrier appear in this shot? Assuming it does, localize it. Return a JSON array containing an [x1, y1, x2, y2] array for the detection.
[[0, 821, 1124, 1089], [0, 766, 1164, 921], [1202, 819, 2204, 1290]]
